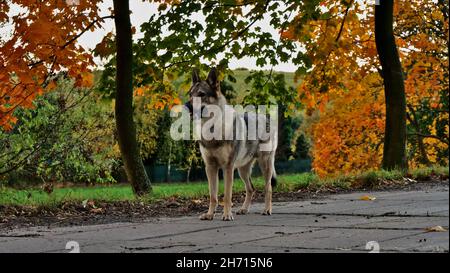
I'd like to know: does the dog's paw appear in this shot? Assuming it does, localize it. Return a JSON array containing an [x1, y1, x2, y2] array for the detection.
[[262, 209, 272, 216], [236, 208, 249, 215], [199, 213, 214, 220], [222, 212, 234, 221]]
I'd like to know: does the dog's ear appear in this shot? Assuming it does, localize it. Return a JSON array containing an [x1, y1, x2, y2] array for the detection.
[[192, 68, 201, 84], [206, 67, 217, 89]]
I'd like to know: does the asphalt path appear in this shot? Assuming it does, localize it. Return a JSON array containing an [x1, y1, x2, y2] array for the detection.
[[1, 184, 448, 253]]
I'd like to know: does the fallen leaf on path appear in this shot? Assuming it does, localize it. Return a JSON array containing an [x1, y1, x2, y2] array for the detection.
[[359, 195, 376, 201], [90, 208, 103, 214], [425, 226, 447, 232], [192, 199, 202, 205], [166, 201, 180, 208], [403, 177, 417, 183], [87, 200, 97, 208]]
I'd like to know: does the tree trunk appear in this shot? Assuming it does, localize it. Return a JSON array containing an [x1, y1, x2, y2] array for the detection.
[[276, 104, 289, 161], [167, 142, 172, 183], [113, 0, 151, 195], [375, 0, 408, 170], [406, 105, 431, 166], [186, 167, 191, 183]]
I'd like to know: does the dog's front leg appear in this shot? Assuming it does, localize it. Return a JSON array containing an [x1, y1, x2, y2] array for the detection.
[[222, 166, 234, 221], [200, 164, 219, 220]]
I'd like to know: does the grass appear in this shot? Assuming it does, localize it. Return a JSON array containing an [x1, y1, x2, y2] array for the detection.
[[409, 165, 449, 180], [0, 173, 315, 207], [0, 166, 447, 207]]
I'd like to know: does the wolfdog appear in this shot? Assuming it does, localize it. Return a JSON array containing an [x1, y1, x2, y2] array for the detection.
[[184, 67, 278, 221]]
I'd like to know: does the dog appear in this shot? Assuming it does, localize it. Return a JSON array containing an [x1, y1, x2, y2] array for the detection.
[[184, 67, 278, 221]]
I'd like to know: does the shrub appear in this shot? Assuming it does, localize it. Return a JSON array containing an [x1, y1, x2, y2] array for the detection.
[[0, 78, 118, 186]]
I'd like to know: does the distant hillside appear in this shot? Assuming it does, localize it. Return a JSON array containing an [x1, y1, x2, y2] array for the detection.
[[171, 68, 300, 103], [228, 68, 299, 103]]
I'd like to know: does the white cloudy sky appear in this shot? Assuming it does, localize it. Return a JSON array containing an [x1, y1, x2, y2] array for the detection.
[[2, 1, 298, 71], [77, 0, 298, 72]]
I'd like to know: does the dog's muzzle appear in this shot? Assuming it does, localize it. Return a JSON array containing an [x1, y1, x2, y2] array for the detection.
[[184, 101, 206, 119]]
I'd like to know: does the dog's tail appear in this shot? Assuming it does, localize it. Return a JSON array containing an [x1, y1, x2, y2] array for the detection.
[[271, 166, 277, 188], [270, 154, 277, 187]]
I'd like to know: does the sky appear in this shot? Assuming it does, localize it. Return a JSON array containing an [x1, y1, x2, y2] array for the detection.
[[1, 1, 298, 72], [76, 0, 298, 72]]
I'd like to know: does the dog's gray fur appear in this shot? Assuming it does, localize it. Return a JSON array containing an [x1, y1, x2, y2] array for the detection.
[[185, 68, 278, 221]]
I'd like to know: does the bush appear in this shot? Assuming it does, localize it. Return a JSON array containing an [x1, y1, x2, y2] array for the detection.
[[0, 78, 118, 186]]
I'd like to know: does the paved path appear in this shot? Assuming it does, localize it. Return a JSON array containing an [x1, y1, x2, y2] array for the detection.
[[1, 184, 448, 253]]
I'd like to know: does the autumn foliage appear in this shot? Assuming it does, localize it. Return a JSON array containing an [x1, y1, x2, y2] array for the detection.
[[1, 0, 448, 182], [0, 0, 104, 130], [287, 0, 449, 177]]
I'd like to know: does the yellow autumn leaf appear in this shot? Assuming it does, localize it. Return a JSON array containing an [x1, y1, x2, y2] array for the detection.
[[425, 226, 447, 232], [359, 195, 376, 201]]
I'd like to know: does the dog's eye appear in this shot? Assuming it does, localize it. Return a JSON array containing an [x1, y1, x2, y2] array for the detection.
[[198, 92, 205, 97]]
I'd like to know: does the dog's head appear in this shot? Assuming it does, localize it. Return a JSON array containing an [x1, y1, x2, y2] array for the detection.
[[184, 67, 226, 115]]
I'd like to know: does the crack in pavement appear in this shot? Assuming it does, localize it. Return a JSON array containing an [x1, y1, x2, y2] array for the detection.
[[249, 244, 444, 253], [191, 229, 443, 253], [0, 223, 144, 241], [273, 212, 448, 218], [187, 226, 323, 252], [351, 231, 439, 251], [0, 233, 42, 238], [129, 225, 237, 242], [121, 243, 197, 251], [189, 216, 448, 252], [246, 224, 448, 231], [38, 225, 237, 253]]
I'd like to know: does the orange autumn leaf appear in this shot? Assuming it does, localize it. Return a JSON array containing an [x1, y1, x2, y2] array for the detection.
[[135, 87, 145, 96], [0, 0, 105, 130], [280, 28, 295, 40], [173, 97, 181, 105]]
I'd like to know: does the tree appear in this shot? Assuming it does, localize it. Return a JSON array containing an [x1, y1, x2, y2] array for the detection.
[[398, 0, 449, 168], [375, 0, 407, 170], [0, 77, 117, 185], [280, 0, 448, 176], [0, 0, 105, 130], [0, 0, 153, 194], [112, 0, 151, 195]]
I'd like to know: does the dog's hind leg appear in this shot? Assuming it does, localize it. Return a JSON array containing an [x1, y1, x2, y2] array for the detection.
[[258, 152, 274, 215], [236, 161, 255, 215], [200, 164, 219, 220]]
